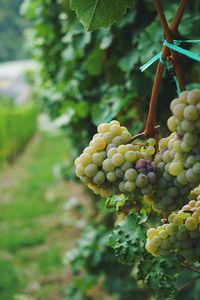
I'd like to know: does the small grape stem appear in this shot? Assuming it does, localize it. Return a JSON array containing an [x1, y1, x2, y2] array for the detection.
[[178, 275, 200, 292], [142, 0, 188, 138], [181, 263, 200, 275]]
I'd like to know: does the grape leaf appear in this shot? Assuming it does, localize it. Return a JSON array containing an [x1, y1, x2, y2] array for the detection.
[[70, 0, 135, 31], [108, 212, 147, 265]]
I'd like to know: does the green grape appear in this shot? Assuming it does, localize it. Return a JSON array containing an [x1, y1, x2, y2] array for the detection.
[[107, 147, 117, 158], [184, 105, 199, 121], [168, 162, 184, 176], [151, 236, 161, 247], [167, 116, 177, 132], [159, 230, 168, 239], [125, 168, 137, 181], [97, 123, 110, 133], [147, 138, 156, 146], [147, 228, 158, 239], [147, 172, 157, 184], [117, 144, 128, 154], [115, 168, 124, 178], [112, 136, 123, 146], [112, 153, 125, 167], [160, 239, 171, 250], [121, 162, 132, 171], [103, 132, 114, 144], [93, 136, 106, 150], [181, 141, 192, 152], [141, 184, 153, 195], [102, 159, 115, 172], [146, 146, 155, 155], [184, 132, 198, 146], [173, 103, 186, 120], [124, 150, 137, 162], [187, 89, 200, 105], [176, 231, 188, 241], [185, 217, 198, 230], [192, 162, 200, 175], [92, 153, 104, 166], [121, 131, 131, 143], [166, 223, 177, 235], [79, 153, 92, 166], [173, 216, 183, 226], [85, 164, 98, 177], [106, 143, 117, 151], [110, 120, 120, 126], [167, 186, 179, 197], [80, 176, 90, 184], [170, 98, 180, 111], [135, 174, 148, 188], [119, 181, 126, 193], [83, 146, 96, 155], [76, 165, 85, 177], [181, 120, 195, 132], [110, 124, 122, 136], [93, 171, 106, 184], [186, 169, 200, 184], [106, 171, 117, 182], [124, 181, 136, 192]]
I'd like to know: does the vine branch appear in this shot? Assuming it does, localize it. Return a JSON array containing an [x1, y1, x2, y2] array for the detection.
[[178, 275, 200, 292], [181, 263, 200, 275], [130, 0, 189, 140]]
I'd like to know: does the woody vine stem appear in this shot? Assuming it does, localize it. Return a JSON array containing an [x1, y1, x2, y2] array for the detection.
[[128, 0, 189, 142]]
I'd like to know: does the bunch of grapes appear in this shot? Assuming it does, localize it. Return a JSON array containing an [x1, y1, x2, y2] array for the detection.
[[147, 89, 200, 212], [146, 193, 200, 261], [75, 120, 158, 198], [159, 90, 200, 183]]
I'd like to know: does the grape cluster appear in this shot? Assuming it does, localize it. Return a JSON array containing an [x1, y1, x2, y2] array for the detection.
[[147, 90, 200, 212], [75, 120, 157, 198], [160, 90, 200, 183], [146, 193, 200, 261]]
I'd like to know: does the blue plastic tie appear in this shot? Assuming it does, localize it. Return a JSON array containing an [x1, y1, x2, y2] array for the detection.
[[163, 41, 200, 62], [140, 39, 200, 95]]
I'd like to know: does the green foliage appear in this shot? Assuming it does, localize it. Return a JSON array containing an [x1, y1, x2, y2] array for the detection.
[[108, 213, 148, 265], [0, 259, 23, 300], [70, 0, 134, 31], [0, 101, 37, 162], [64, 224, 151, 300], [0, 0, 29, 62]]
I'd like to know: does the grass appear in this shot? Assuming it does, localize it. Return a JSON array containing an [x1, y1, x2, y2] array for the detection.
[[0, 132, 80, 300]]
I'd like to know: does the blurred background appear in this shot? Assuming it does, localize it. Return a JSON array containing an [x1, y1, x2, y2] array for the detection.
[[0, 0, 199, 299]]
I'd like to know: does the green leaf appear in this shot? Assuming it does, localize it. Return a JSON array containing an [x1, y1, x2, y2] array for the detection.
[[118, 51, 139, 72], [108, 213, 147, 265], [70, 0, 135, 31], [85, 47, 103, 75]]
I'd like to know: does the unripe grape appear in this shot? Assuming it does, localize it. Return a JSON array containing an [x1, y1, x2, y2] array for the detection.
[[124, 181, 136, 192], [102, 159, 115, 172], [124, 151, 137, 163], [85, 164, 98, 177], [76, 165, 85, 177], [125, 168, 137, 181], [79, 153, 92, 166], [112, 153, 125, 167], [93, 137, 106, 150]]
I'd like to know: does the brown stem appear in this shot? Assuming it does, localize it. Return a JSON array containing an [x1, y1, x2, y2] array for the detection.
[[143, 0, 188, 137], [181, 263, 200, 275], [153, 0, 185, 91], [178, 275, 200, 292]]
